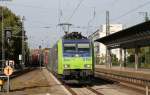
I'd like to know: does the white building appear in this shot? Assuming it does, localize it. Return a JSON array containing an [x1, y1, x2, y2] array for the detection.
[[89, 24, 123, 64]]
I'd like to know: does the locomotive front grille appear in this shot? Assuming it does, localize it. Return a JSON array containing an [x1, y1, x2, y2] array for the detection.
[[63, 69, 93, 77]]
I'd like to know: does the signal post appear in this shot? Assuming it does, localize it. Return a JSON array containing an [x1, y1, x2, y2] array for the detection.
[[4, 65, 13, 93]]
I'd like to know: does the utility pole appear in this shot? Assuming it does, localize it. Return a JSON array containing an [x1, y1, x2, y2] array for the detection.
[[139, 12, 149, 22], [105, 11, 111, 68], [87, 7, 96, 36], [106, 11, 110, 35], [139, 12, 150, 66], [145, 12, 149, 22], [22, 16, 25, 68]]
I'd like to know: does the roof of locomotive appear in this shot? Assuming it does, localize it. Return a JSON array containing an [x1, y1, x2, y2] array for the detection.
[[61, 32, 90, 43], [62, 32, 88, 40], [51, 32, 91, 48]]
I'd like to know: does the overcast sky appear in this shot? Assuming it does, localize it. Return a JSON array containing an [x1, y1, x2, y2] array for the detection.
[[1, 0, 150, 48]]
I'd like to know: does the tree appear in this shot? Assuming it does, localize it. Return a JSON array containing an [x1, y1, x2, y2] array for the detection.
[[111, 54, 119, 66], [0, 6, 28, 69]]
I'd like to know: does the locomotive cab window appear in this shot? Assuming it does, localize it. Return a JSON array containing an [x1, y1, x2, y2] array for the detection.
[[63, 44, 76, 52], [77, 44, 90, 52]]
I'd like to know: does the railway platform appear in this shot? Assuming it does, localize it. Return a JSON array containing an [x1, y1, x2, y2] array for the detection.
[[95, 20, 150, 95], [0, 68, 71, 95], [95, 65, 150, 80], [95, 65, 150, 95]]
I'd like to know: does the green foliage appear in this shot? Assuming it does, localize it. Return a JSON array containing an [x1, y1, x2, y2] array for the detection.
[[0, 6, 28, 67], [111, 54, 119, 66], [127, 48, 134, 55], [127, 54, 134, 63], [127, 47, 150, 68], [0, 6, 22, 37], [141, 63, 150, 69]]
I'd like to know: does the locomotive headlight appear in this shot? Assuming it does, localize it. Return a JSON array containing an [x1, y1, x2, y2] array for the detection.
[[84, 64, 91, 68], [64, 58, 70, 61], [75, 54, 79, 57], [83, 57, 91, 61], [64, 64, 70, 68]]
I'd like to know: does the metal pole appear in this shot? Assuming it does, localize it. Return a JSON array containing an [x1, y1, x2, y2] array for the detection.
[[39, 45, 41, 70], [146, 86, 149, 95], [7, 76, 10, 93], [1, 6, 5, 72], [108, 48, 112, 68], [135, 47, 139, 70], [124, 49, 126, 68], [145, 12, 149, 22], [40, 50, 41, 70], [120, 48, 123, 69], [106, 11, 110, 68], [22, 16, 25, 68], [139, 12, 149, 22], [106, 11, 110, 36]]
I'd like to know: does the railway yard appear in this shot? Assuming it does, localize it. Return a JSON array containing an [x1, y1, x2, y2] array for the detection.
[[1, 1, 150, 95], [0, 67, 147, 95]]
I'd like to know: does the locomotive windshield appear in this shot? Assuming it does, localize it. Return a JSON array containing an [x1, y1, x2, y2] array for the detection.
[[64, 44, 76, 52], [77, 44, 90, 52]]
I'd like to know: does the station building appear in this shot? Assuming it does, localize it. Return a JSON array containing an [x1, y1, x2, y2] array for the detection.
[[89, 24, 123, 65]]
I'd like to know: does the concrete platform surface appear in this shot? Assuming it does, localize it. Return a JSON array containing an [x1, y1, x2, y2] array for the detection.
[[95, 65, 150, 80], [0, 68, 71, 95]]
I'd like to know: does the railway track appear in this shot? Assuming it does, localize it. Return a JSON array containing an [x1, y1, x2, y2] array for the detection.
[[95, 71, 150, 95], [60, 76, 145, 95], [61, 77, 112, 95], [46, 69, 145, 95], [64, 84, 104, 95], [86, 86, 104, 95]]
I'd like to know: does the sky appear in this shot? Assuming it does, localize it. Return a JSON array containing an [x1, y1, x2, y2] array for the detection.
[[0, 0, 150, 48]]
